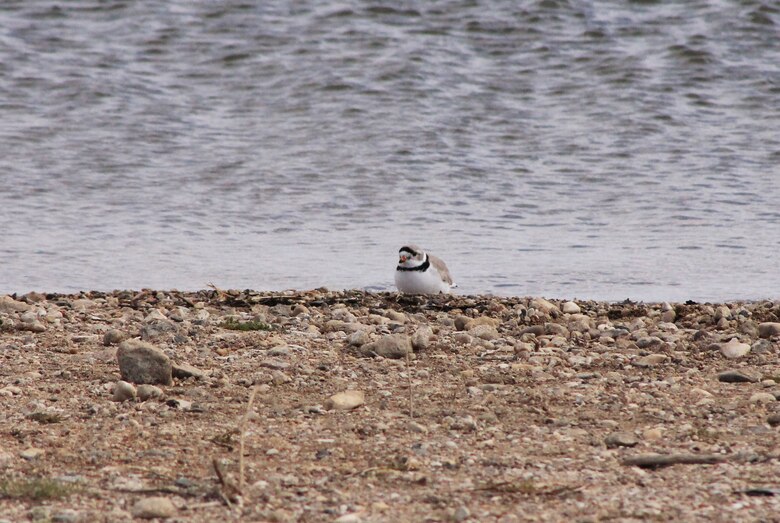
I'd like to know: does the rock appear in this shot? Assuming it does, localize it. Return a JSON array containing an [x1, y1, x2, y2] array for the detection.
[[759, 323, 780, 338], [19, 447, 44, 460], [103, 329, 128, 346], [268, 345, 292, 357], [545, 323, 569, 337], [604, 432, 638, 448], [469, 324, 499, 341], [720, 338, 751, 359], [144, 309, 168, 322], [633, 354, 667, 367], [411, 326, 433, 350], [0, 295, 31, 313], [71, 298, 95, 311], [117, 340, 173, 385], [661, 309, 676, 323], [749, 392, 776, 404], [112, 381, 137, 402], [386, 310, 407, 323], [131, 497, 176, 519], [454, 315, 471, 331], [767, 413, 780, 427], [562, 301, 580, 314], [752, 339, 773, 355], [291, 304, 308, 316], [19, 320, 46, 332], [452, 506, 471, 522], [347, 330, 370, 347], [335, 514, 363, 523], [359, 334, 412, 359], [718, 370, 760, 383], [643, 428, 664, 441], [171, 362, 206, 380], [51, 509, 79, 523], [453, 332, 473, 345], [636, 336, 662, 349], [325, 390, 365, 411], [530, 298, 558, 314], [137, 384, 164, 401], [467, 316, 500, 329]]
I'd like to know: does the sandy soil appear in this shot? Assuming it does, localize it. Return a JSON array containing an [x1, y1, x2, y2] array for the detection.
[[1, 289, 780, 522]]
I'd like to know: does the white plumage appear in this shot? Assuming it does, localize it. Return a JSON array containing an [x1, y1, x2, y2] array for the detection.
[[394, 245, 454, 294]]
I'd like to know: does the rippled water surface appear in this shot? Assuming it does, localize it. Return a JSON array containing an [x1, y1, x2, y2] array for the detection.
[[1, 1, 779, 301]]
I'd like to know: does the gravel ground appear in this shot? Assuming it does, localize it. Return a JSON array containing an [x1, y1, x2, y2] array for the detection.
[[1, 289, 780, 522]]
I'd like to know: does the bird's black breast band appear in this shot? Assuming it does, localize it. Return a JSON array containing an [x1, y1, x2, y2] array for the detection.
[[396, 255, 430, 272]]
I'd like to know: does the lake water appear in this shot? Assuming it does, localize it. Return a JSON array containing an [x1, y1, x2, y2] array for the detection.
[[1, 1, 778, 302]]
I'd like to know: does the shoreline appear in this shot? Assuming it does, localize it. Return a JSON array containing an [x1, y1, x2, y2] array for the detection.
[[2, 290, 780, 521]]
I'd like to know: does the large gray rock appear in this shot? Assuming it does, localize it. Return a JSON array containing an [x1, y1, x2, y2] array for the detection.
[[359, 334, 412, 359], [117, 340, 173, 385]]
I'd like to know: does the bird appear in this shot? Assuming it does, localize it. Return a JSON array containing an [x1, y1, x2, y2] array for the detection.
[[394, 244, 454, 294]]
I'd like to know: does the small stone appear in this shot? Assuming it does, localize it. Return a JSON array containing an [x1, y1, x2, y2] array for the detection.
[[325, 390, 365, 411], [347, 330, 370, 347], [470, 324, 499, 341], [359, 334, 412, 359], [20, 320, 46, 333], [767, 413, 780, 427], [411, 326, 433, 351], [530, 298, 558, 314], [643, 428, 663, 441], [131, 497, 176, 519], [137, 384, 164, 402], [335, 514, 363, 523], [408, 421, 428, 434], [117, 340, 173, 385], [749, 392, 776, 404], [144, 309, 168, 322], [20, 447, 44, 460], [759, 322, 780, 338], [636, 336, 662, 349], [112, 380, 137, 402], [634, 354, 667, 367], [386, 310, 407, 323], [268, 345, 292, 357], [660, 309, 676, 323], [452, 506, 471, 522], [171, 362, 206, 380], [103, 329, 128, 346], [291, 304, 308, 316], [562, 301, 580, 314], [52, 509, 79, 523], [720, 338, 751, 359], [453, 332, 473, 345], [454, 315, 472, 331], [752, 339, 773, 355], [604, 432, 638, 448], [718, 370, 760, 383], [0, 295, 32, 312], [271, 370, 292, 385]]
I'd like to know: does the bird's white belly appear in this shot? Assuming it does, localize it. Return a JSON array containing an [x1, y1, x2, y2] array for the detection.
[[395, 268, 450, 294]]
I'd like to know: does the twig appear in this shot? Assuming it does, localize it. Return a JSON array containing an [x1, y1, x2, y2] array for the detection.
[[239, 387, 258, 493]]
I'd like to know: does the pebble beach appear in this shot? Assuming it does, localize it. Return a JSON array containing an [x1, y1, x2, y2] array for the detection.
[[2, 289, 780, 522]]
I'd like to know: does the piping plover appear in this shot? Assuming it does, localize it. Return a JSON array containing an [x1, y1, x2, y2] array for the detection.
[[394, 244, 454, 294]]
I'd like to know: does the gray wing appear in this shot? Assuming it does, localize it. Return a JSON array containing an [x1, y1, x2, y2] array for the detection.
[[428, 254, 453, 285]]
